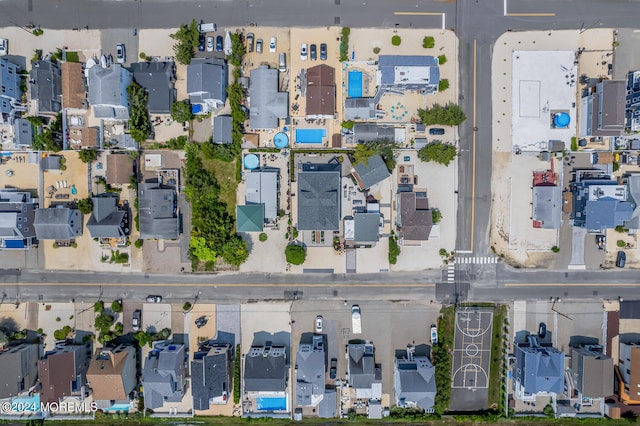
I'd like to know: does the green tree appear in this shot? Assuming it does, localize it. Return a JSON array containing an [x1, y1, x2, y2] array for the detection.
[[94, 313, 114, 333], [189, 236, 217, 262], [0, 330, 9, 345], [77, 197, 93, 214], [417, 103, 466, 126], [259, 233, 268, 242], [431, 208, 442, 224], [170, 19, 199, 65], [438, 54, 447, 65], [353, 143, 377, 165], [391, 35, 401, 46], [222, 236, 249, 266], [418, 141, 457, 166], [134, 239, 143, 248], [78, 148, 98, 163], [438, 78, 450, 92], [127, 82, 151, 143], [228, 33, 245, 67], [389, 235, 401, 264], [285, 244, 306, 265], [111, 300, 123, 313], [423, 36, 435, 48], [171, 100, 194, 123], [94, 301, 104, 313], [341, 120, 355, 130]]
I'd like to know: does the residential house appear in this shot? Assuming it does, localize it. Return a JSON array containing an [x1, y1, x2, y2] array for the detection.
[[296, 334, 326, 407], [306, 64, 336, 118], [87, 64, 133, 120], [532, 186, 562, 229], [570, 176, 635, 233], [514, 337, 565, 400], [580, 79, 626, 137], [245, 169, 279, 223], [236, 204, 264, 232], [569, 346, 613, 401], [30, 60, 62, 116], [131, 61, 176, 115], [344, 98, 376, 121], [297, 167, 341, 231], [13, 118, 34, 149], [33, 207, 83, 241], [350, 123, 397, 144], [351, 154, 390, 190], [142, 341, 187, 410], [395, 192, 433, 243], [377, 55, 440, 93], [616, 341, 640, 404], [249, 65, 288, 130], [344, 204, 381, 246], [191, 345, 233, 410], [86, 344, 137, 409], [0, 343, 41, 399], [0, 189, 38, 250], [86, 194, 130, 239], [138, 182, 179, 240], [627, 71, 640, 132], [39, 342, 92, 404], [106, 154, 133, 186], [244, 344, 288, 397], [61, 62, 86, 110], [41, 155, 62, 171], [347, 342, 382, 399], [213, 115, 232, 144], [394, 346, 436, 411], [187, 58, 227, 112], [0, 57, 23, 119]]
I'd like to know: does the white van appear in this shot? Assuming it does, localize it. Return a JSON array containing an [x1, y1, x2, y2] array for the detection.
[[279, 53, 286, 72], [197, 23, 217, 33]]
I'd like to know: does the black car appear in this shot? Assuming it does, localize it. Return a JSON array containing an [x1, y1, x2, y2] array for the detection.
[[216, 35, 223, 52], [616, 251, 626, 268], [310, 44, 317, 60], [198, 33, 206, 52], [429, 128, 445, 135], [320, 43, 327, 60], [329, 358, 337, 379], [195, 316, 208, 328], [538, 322, 546, 339]]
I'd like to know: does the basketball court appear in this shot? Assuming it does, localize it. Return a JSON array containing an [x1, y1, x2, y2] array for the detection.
[[451, 307, 493, 390]]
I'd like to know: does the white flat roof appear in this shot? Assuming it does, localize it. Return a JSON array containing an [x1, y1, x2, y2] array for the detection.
[[511, 51, 577, 152]]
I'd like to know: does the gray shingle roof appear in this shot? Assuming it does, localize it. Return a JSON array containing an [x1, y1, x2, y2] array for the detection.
[[394, 354, 436, 410], [143, 342, 187, 409], [131, 61, 175, 114], [14, 118, 33, 148], [295, 335, 325, 406], [515, 342, 565, 395], [378, 55, 440, 89], [86, 195, 128, 238], [246, 170, 278, 221], [191, 346, 232, 410], [0, 343, 41, 399], [187, 58, 227, 106], [0, 58, 22, 114], [354, 213, 380, 243], [34, 207, 83, 240], [585, 198, 634, 231], [87, 65, 132, 119], [571, 346, 613, 398], [396, 192, 432, 241], [138, 183, 178, 240], [249, 65, 288, 129], [352, 155, 390, 190], [297, 170, 341, 231], [344, 97, 375, 121], [244, 345, 287, 392], [352, 123, 396, 144], [348, 343, 378, 391], [532, 186, 562, 229], [213, 115, 233, 144], [318, 388, 337, 418], [30, 60, 62, 114]]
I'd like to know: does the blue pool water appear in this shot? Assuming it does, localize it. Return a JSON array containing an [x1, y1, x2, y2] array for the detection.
[[104, 403, 132, 412], [273, 132, 289, 148], [11, 395, 40, 411], [348, 70, 363, 98], [256, 397, 287, 411], [296, 128, 326, 144]]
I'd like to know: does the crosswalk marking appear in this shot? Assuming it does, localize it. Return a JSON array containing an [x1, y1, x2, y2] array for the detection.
[[447, 264, 456, 284], [456, 256, 499, 264]]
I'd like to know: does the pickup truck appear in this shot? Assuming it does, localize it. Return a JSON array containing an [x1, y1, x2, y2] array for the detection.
[[352, 305, 361, 334], [197, 23, 217, 33]]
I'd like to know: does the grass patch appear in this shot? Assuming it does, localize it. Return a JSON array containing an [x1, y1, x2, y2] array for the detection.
[[201, 156, 238, 217], [488, 304, 507, 409], [65, 51, 80, 62]]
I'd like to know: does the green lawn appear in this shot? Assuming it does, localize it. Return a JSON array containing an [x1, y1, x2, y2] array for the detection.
[[65, 51, 80, 62], [487, 304, 507, 409], [201, 156, 238, 217]]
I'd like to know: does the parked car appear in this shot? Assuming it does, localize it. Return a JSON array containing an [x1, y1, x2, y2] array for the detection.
[[278, 53, 286, 72], [246, 33, 255, 53], [595, 234, 606, 250], [320, 43, 327, 60], [538, 322, 547, 339], [330, 358, 337, 379], [256, 38, 263, 53], [146, 295, 162, 303], [0, 38, 8, 56], [195, 316, 208, 329], [132, 310, 141, 332], [116, 44, 125, 63], [197, 22, 217, 33], [198, 33, 206, 52], [429, 127, 445, 135], [206, 36, 213, 52], [616, 251, 626, 268], [269, 37, 277, 53], [300, 43, 308, 60], [216, 35, 223, 52], [315, 315, 323, 333], [430, 324, 438, 345], [310, 44, 317, 60]]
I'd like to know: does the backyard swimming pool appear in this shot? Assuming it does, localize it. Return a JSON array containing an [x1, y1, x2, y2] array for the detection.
[[295, 128, 326, 144], [256, 397, 287, 411], [348, 70, 363, 98]]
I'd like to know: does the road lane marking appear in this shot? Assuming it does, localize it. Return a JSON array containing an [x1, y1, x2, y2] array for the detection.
[[506, 283, 640, 287], [506, 13, 556, 17], [470, 39, 477, 251], [10, 282, 435, 288], [393, 12, 445, 29]]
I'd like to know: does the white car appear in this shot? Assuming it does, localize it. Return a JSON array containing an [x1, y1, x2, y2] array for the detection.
[[206, 36, 214, 52], [0, 39, 7, 56], [300, 43, 308, 61], [269, 37, 277, 53], [315, 315, 323, 333], [430, 324, 438, 345], [115, 43, 125, 64]]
